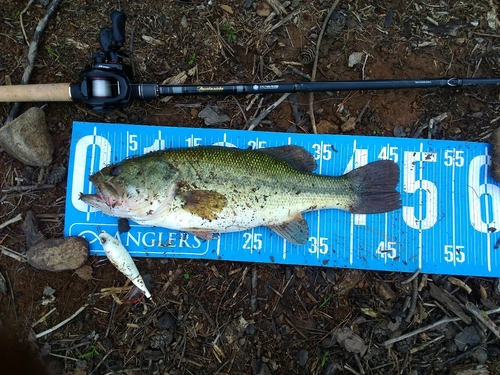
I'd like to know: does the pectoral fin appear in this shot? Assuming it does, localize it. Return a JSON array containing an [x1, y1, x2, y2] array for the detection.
[[268, 214, 309, 245], [179, 190, 228, 221]]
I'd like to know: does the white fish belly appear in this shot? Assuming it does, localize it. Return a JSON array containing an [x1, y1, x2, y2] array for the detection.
[[133, 202, 298, 233]]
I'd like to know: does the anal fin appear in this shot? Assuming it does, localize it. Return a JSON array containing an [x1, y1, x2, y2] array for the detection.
[[187, 230, 215, 241], [268, 214, 309, 245]]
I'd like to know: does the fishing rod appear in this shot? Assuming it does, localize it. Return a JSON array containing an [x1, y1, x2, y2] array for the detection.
[[1, 11, 500, 113]]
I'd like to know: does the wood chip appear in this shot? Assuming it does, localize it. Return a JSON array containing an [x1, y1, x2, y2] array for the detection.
[[428, 282, 472, 324]]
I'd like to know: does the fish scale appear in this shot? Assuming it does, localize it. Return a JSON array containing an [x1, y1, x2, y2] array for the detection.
[[66, 122, 500, 277]]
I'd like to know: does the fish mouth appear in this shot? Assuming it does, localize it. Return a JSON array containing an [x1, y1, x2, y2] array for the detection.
[[80, 176, 124, 208]]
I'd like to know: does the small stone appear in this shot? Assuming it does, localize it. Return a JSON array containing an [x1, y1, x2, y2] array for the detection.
[[334, 270, 363, 295], [297, 349, 308, 366], [0, 107, 54, 166], [190, 108, 199, 118], [348, 52, 364, 68], [455, 326, 481, 351], [180, 15, 188, 29], [75, 265, 93, 280], [198, 104, 230, 126], [157, 312, 176, 331], [325, 268, 336, 284], [376, 280, 397, 301], [316, 119, 337, 134], [256, 2, 272, 17], [393, 125, 407, 138], [341, 117, 356, 132], [26, 236, 89, 272], [256, 362, 271, 375], [326, 11, 347, 37], [333, 327, 367, 355]]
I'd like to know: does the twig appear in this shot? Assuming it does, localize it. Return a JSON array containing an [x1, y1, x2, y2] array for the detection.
[[465, 302, 500, 339], [361, 53, 370, 80], [1, 184, 56, 192], [473, 32, 500, 38], [20, 0, 36, 46], [308, 0, 341, 134], [91, 350, 114, 375], [266, 8, 302, 32], [35, 304, 88, 338], [383, 317, 461, 346], [385, 306, 500, 347], [355, 100, 370, 123], [405, 276, 418, 323], [0, 213, 22, 230], [287, 65, 311, 81], [32, 307, 57, 328], [160, 268, 183, 293], [232, 96, 248, 124], [5, 271, 18, 319], [5, 0, 62, 124], [401, 270, 420, 284], [247, 93, 291, 130], [0, 245, 27, 262], [105, 300, 116, 338]]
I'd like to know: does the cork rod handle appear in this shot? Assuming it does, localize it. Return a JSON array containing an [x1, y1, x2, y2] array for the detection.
[[0, 83, 72, 102]]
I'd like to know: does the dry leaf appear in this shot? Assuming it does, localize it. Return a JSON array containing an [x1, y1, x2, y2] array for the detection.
[[220, 4, 233, 14], [142, 35, 164, 45]]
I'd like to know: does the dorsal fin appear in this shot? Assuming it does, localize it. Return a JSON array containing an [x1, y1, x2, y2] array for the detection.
[[258, 145, 317, 172]]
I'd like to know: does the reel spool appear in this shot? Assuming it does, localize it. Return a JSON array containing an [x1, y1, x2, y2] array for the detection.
[[91, 78, 114, 98]]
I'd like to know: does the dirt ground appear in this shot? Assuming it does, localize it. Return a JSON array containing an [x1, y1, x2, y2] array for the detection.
[[1, 0, 500, 374]]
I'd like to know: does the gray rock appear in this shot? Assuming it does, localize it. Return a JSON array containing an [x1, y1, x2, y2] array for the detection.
[[297, 349, 308, 366], [0, 107, 53, 166], [393, 125, 407, 138], [26, 236, 89, 272], [198, 104, 230, 126], [157, 312, 176, 331], [326, 11, 347, 37], [333, 327, 367, 355], [455, 326, 481, 351]]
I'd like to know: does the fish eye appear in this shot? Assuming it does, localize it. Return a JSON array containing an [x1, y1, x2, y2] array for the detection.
[[110, 166, 121, 176], [100, 237, 107, 244]]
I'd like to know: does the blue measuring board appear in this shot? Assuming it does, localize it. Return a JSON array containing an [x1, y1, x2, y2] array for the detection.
[[65, 121, 500, 277]]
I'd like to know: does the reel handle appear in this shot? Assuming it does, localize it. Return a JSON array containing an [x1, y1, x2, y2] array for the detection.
[[110, 11, 126, 48]]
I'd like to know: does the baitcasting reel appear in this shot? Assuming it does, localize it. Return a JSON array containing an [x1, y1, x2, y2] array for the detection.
[[69, 11, 137, 112]]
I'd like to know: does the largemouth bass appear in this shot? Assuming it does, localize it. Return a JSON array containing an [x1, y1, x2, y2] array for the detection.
[[80, 146, 401, 245]]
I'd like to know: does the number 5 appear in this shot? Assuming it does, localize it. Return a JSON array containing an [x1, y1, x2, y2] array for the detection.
[[402, 150, 438, 230]]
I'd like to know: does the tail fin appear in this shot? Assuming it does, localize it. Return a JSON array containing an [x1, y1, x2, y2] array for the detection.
[[347, 160, 401, 214]]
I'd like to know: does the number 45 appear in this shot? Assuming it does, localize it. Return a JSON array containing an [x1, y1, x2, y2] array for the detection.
[[375, 241, 397, 259]]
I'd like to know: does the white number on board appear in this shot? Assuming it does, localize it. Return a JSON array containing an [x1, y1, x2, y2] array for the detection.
[[308, 237, 329, 255], [242, 232, 263, 250], [402, 150, 438, 230], [468, 154, 500, 233], [444, 245, 465, 263], [375, 241, 397, 260], [378, 145, 399, 163], [311, 143, 332, 161], [444, 149, 464, 167]]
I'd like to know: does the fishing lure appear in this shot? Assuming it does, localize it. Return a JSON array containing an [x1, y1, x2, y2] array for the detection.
[[99, 230, 152, 300]]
